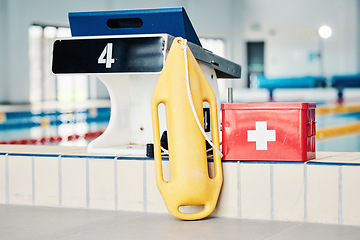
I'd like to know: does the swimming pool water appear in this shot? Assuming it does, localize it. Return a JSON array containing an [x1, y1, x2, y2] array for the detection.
[[316, 111, 360, 152], [0, 108, 110, 145], [317, 134, 360, 152], [316, 112, 360, 128]]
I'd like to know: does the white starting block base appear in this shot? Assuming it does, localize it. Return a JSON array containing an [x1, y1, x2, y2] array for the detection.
[[88, 63, 221, 155], [1, 145, 360, 226]]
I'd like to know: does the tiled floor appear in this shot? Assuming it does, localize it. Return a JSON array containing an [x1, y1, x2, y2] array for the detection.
[[0, 204, 360, 240]]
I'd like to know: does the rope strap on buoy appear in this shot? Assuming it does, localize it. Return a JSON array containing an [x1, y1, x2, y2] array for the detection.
[[179, 39, 223, 158]]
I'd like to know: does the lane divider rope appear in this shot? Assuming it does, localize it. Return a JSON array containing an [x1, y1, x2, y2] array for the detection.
[[317, 121, 360, 140], [316, 104, 360, 115], [0, 130, 104, 145]]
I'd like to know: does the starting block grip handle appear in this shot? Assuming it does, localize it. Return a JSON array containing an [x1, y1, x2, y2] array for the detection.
[[107, 18, 143, 29]]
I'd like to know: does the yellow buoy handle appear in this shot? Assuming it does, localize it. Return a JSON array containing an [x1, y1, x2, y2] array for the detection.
[[208, 97, 222, 177], [168, 202, 216, 221], [151, 98, 166, 185]]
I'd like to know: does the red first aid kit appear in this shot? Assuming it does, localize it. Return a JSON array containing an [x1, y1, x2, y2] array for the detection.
[[221, 103, 316, 161]]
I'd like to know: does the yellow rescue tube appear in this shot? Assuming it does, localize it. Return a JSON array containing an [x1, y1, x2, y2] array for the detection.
[[151, 37, 223, 220]]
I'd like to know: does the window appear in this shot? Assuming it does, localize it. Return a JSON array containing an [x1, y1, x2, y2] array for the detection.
[[199, 38, 226, 58], [29, 24, 90, 103]]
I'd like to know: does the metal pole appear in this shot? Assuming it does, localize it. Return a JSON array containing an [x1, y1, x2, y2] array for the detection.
[[227, 87, 233, 103]]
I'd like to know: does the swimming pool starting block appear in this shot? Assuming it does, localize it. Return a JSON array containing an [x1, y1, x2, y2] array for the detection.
[[256, 75, 326, 101], [331, 74, 360, 103], [52, 8, 241, 155], [331, 74, 360, 88]]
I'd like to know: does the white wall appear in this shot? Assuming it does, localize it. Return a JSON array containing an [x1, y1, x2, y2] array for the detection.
[[0, 0, 8, 103], [241, 0, 359, 79], [0, 0, 359, 103], [358, 0, 360, 72]]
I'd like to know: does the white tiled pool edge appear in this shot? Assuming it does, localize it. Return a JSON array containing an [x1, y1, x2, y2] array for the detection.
[[1, 148, 360, 225]]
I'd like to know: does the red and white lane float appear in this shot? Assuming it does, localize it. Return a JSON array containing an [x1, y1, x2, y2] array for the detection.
[[0, 130, 104, 145]]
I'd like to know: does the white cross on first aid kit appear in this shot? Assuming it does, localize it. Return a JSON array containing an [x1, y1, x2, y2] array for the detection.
[[247, 121, 276, 150]]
